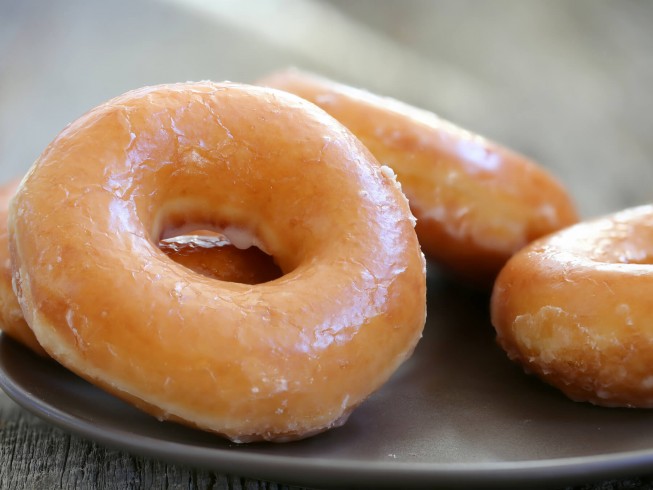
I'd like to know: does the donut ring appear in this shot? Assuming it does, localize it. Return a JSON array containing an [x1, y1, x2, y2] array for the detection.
[[10, 82, 426, 442], [0, 178, 46, 356], [491, 205, 653, 407], [0, 181, 279, 357], [259, 69, 579, 287]]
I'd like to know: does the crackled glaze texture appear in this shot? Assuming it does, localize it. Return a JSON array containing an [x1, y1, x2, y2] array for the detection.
[[491, 205, 653, 407], [0, 179, 46, 355], [9, 82, 426, 442], [260, 69, 579, 288], [0, 184, 280, 358]]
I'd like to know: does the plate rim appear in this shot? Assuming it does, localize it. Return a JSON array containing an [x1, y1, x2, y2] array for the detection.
[[2, 335, 653, 489]]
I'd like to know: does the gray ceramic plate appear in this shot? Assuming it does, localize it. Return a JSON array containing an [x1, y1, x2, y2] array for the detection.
[[2, 272, 653, 489]]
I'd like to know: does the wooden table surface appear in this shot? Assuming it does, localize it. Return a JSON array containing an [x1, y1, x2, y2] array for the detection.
[[2, 0, 653, 488]]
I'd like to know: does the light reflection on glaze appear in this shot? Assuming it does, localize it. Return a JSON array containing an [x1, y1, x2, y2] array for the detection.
[[455, 136, 502, 173]]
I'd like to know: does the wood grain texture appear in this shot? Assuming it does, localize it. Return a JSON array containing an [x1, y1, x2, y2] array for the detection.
[[0, 395, 306, 490]]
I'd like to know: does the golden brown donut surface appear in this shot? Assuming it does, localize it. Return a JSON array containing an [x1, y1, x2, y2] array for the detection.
[[491, 205, 653, 407], [10, 82, 426, 442], [0, 181, 279, 357], [259, 69, 579, 288], [0, 178, 46, 355]]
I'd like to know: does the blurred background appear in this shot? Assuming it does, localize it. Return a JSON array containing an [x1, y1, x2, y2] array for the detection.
[[1, 0, 653, 218]]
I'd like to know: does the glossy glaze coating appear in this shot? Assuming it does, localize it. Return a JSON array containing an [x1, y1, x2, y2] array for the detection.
[[259, 69, 579, 288], [0, 183, 279, 358], [0, 179, 46, 355], [491, 205, 653, 406], [10, 82, 426, 442]]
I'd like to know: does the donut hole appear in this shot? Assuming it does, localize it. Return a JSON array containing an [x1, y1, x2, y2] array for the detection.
[[158, 228, 282, 285], [152, 199, 287, 284]]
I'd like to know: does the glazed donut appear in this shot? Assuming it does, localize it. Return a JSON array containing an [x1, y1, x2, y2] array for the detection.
[[259, 69, 579, 288], [0, 178, 46, 356], [491, 205, 653, 407], [10, 82, 426, 442]]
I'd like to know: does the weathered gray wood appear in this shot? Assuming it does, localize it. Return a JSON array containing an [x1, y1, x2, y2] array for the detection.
[[0, 394, 306, 489]]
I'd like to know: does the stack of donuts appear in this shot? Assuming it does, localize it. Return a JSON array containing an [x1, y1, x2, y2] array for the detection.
[[1, 68, 639, 444]]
